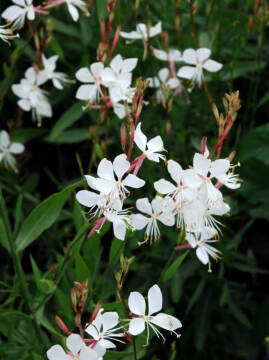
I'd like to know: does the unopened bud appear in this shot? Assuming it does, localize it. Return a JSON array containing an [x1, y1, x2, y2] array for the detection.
[[71, 288, 77, 312], [121, 122, 126, 152], [201, 136, 207, 155], [90, 300, 102, 324], [55, 315, 71, 334]]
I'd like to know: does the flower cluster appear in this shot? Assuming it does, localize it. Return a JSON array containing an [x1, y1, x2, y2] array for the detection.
[[0, 130, 25, 171], [75, 54, 138, 119], [12, 55, 68, 125], [47, 284, 182, 359]]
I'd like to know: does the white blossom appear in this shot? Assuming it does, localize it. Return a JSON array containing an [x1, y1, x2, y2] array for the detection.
[[66, 0, 88, 22], [131, 197, 175, 243], [1, 0, 35, 30], [128, 284, 182, 343], [177, 48, 222, 85], [46, 334, 101, 360], [120, 22, 162, 41], [86, 309, 124, 349], [134, 123, 165, 162], [0, 24, 18, 44], [38, 54, 68, 90], [12, 67, 52, 125], [0, 130, 24, 170], [152, 48, 181, 62], [75, 62, 105, 104], [147, 68, 180, 102]]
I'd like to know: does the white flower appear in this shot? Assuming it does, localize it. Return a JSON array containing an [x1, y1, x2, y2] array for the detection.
[[2, 0, 35, 30], [134, 123, 165, 162], [0, 24, 18, 44], [12, 67, 52, 125], [76, 187, 109, 218], [88, 154, 145, 203], [0, 130, 24, 170], [101, 54, 137, 94], [46, 333, 101, 360], [38, 54, 68, 90], [86, 309, 124, 349], [177, 48, 222, 85], [120, 22, 162, 41], [66, 0, 88, 22], [152, 48, 182, 62], [186, 227, 221, 265], [104, 203, 130, 241], [75, 62, 105, 104], [128, 284, 182, 343], [131, 197, 175, 243], [147, 68, 180, 102]]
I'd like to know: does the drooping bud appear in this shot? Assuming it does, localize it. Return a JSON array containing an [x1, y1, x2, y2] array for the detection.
[[55, 315, 71, 335]]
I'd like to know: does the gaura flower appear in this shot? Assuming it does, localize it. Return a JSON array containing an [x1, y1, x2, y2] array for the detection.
[[2, 0, 35, 30], [120, 22, 162, 41], [134, 123, 165, 162], [128, 284, 182, 343], [152, 48, 182, 62], [46, 333, 102, 360], [0, 24, 18, 44], [75, 62, 105, 104], [85, 309, 124, 349], [65, 0, 88, 22], [147, 68, 180, 102], [38, 54, 69, 90], [177, 48, 222, 85], [0, 130, 24, 170]]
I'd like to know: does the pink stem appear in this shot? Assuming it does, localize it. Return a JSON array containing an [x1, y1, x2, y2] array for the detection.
[[43, 0, 66, 10], [34, 6, 49, 14], [174, 243, 192, 250], [88, 217, 107, 238]]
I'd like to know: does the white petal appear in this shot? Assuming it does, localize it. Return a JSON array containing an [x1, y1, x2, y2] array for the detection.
[[129, 318, 145, 336], [147, 135, 163, 153], [12, 84, 26, 99], [169, 49, 182, 62], [128, 291, 146, 316], [177, 66, 197, 80], [136, 198, 152, 215], [76, 190, 99, 208], [0, 131, 10, 148], [166, 78, 180, 89], [158, 212, 175, 227], [210, 159, 230, 178], [122, 57, 138, 72], [85, 324, 99, 340], [113, 102, 126, 119], [123, 174, 145, 188], [67, 3, 79, 21], [182, 48, 197, 65], [102, 312, 119, 332], [158, 68, 169, 83], [18, 99, 31, 111], [193, 153, 210, 177], [66, 334, 84, 355], [110, 54, 123, 73], [130, 213, 149, 230], [151, 313, 182, 331], [167, 160, 183, 183], [46, 345, 71, 360], [203, 59, 223, 72], [182, 169, 203, 188], [75, 67, 94, 83], [25, 67, 37, 84], [27, 6, 35, 21], [134, 123, 147, 152], [98, 339, 116, 349], [148, 284, 162, 315], [9, 143, 24, 154], [196, 247, 209, 264], [97, 158, 114, 180], [185, 233, 196, 248], [101, 67, 115, 84], [2, 6, 23, 21], [76, 84, 97, 101], [113, 220, 126, 241], [146, 152, 163, 162], [120, 30, 142, 40], [147, 76, 160, 88], [154, 179, 176, 194], [90, 62, 104, 78], [113, 153, 129, 180], [196, 48, 211, 62], [153, 48, 168, 61], [93, 343, 106, 358], [149, 22, 162, 37], [91, 178, 113, 195], [79, 347, 98, 360], [13, 0, 26, 6]]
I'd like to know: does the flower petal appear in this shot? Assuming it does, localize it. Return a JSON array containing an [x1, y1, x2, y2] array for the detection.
[[148, 284, 162, 315], [153, 48, 167, 61], [128, 291, 146, 316], [136, 198, 152, 215], [167, 160, 183, 183], [130, 213, 149, 230], [177, 66, 197, 80], [151, 313, 182, 331], [76, 190, 99, 208], [79, 347, 98, 360], [46, 345, 71, 360], [123, 174, 145, 188], [196, 48, 211, 62], [122, 58, 138, 73], [134, 123, 147, 152], [210, 159, 230, 178], [120, 30, 142, 40], [97, 158, 114, 180], [154, 179, 176, 194], [129, 318, 145, 336], [75, 67, 94, 83], [67, 3, 79, 21], [182, 48, 197, 65], [66, 334, 84, 355], [90, 62, 104, 78], [203, 59, 223, 72], [193, 153, 210, 177], [9, 143, 24, 154], [158, 68, 169, 83], [113, 154, 129, 180], [102, 312, 119, 332], [0, 131, 10, 148], [149, 22, 162, 37], [76, 84, 97, 101], [196, 247, 209, 264], [113, 220, 126, 241], [147, 135, 163, 153]]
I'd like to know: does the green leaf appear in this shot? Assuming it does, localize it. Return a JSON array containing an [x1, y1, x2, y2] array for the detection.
[[96, 0, 108, 21], [160, 251, 189, 282], [75, 254, 91, 283], [219, 61, 266, 81], [48, 102, 84, 141], [11, 128, 47, 144], [186, 278, 206, 313], [38, 279, 57, 295], [0, 218, 10, 252], [109, 238, 125, 266], [15, 188, 72, 251], [256, 92, 269, 110], [227, 298, 251, 328], [46, 129, 89, 144]]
